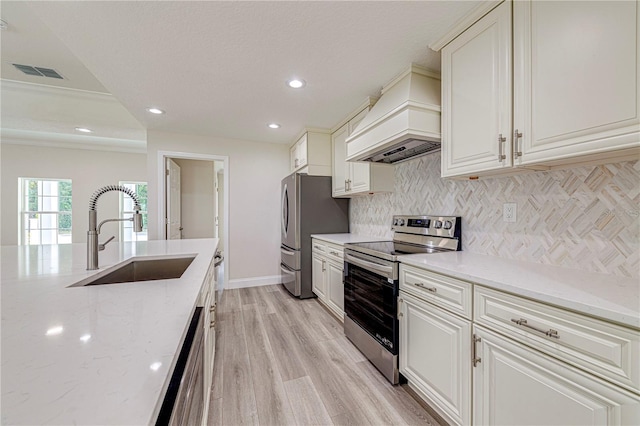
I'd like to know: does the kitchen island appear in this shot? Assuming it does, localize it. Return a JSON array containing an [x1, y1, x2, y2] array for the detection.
[[1, 238, 218, 425]]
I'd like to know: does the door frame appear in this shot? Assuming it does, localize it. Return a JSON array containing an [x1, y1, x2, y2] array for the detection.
[[157, 150, 230, 290]]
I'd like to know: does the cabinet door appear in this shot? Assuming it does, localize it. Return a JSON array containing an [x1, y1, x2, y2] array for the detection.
[[441, 1, 513, 178], [297, 134, 308, 168], [331, 124, 348, 196], [326, 259, 344, 319], [473, 326, 640, 426], [290, 144, 298, 171], [311, 253, 326, 299], [514, 1, 640, 165], [349, 162, 371, 193], [399, 292, 472, 426]]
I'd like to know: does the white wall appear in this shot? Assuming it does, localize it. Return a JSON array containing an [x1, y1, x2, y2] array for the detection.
[[147, 130, 289, 285], [173, 158, 215, 239], [1, 143, 146, 245]]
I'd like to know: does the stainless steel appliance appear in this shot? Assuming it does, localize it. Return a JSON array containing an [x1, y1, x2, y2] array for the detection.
[[343, 215, 461, 384], [281, 172, 349, 298], [155, 307, 205, 426]]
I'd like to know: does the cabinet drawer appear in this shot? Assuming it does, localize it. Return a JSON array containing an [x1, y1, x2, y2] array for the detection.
[[399, 264, 472, 320], [475, 286, 640, 393], [312, 240, 327, 254], [324, 243, 343, 263]]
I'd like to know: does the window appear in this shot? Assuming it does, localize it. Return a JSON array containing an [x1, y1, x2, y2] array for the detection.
[[20, 178, 72, 245], [120, 182, 148, 242]]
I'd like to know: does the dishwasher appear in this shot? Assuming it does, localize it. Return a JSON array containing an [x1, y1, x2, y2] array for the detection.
[[155, 307, 204, 426]]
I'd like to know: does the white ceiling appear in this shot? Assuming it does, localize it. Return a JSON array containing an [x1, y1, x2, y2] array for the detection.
[[1, 1, 481, 147]]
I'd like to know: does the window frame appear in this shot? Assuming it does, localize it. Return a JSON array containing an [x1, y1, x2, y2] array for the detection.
[[19, 177, 73, 246], [119, 181, 148, 242]]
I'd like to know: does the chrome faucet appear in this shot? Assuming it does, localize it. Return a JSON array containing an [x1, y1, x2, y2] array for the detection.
[[87, 185, 143, 270]]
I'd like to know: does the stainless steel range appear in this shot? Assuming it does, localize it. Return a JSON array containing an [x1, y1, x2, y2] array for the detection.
[[343, 215, 461, 384]]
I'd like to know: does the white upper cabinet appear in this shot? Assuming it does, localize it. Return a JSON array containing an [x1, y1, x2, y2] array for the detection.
[[441, 1, 513, 177], [290, 130, 331, 176], [513, 0, 640, 166], [331, 124, 349, 195], [331, 101, 395, 197], [439, 0, 639, 179]]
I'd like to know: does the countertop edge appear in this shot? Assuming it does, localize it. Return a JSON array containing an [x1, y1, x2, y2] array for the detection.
[[398, 254, 640, 330]]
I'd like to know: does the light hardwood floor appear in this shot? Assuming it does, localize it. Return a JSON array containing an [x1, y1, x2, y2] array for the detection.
[[208, 285, 443, 426]]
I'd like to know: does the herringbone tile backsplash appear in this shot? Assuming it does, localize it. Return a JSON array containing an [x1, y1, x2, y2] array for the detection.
[[350, 154, 640, 278]]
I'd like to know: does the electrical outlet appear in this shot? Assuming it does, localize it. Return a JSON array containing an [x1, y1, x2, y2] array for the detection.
[[503, 203, 517, 223]]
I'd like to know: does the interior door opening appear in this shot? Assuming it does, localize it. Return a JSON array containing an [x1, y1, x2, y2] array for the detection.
[[159, 151, 229, 292]]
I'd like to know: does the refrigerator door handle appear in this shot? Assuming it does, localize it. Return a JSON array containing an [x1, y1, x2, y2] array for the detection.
[[281, 183, 289, 238], [281, 247, 296, 256], [280, 263, 296, 274]]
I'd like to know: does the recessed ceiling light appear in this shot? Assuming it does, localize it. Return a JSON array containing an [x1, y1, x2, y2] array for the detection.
[[150, 362, 162, 371], [147, 107, 165, 115], [75, 127, 92, 133], [79, 334, 92, 343], [287, 79, 306, 89], [46, 326, 64, 336], [268, 123, 280, 129]]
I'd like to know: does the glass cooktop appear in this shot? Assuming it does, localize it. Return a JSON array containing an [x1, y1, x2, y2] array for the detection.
[[344, 241, 450, 262]]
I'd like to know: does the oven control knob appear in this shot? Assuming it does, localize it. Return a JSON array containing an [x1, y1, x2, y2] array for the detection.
[[398, 219, 405, 226], [393, 218, 398, 226], [443, 220, 453, 230], [434, 220, 443, 229]]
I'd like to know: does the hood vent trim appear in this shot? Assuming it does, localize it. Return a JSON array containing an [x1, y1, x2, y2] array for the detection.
[[361, 138, 441, 164], [346, 65, 441, 165]]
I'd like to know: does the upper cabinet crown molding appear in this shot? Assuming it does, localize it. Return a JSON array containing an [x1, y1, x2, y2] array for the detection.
[[429, 0, 504, 52], [330, 96, 379, 134]]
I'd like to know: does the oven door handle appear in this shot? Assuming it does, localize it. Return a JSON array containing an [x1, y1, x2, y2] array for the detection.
[[345, 252, 393, 278]]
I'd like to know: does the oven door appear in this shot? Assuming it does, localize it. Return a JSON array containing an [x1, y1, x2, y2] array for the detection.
[[343, 251, 398, 355]]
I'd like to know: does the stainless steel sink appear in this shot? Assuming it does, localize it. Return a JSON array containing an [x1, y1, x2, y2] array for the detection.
[[69, 255, 195, 287]]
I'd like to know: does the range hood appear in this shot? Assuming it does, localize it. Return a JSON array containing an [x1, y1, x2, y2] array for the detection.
[[346, 65, 441, 164]]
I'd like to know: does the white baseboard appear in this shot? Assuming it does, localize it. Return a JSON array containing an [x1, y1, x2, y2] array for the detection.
[[226, 274, 281, 290]]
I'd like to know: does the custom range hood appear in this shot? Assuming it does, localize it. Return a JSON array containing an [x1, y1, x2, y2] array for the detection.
[[346, 65, 441, 164]]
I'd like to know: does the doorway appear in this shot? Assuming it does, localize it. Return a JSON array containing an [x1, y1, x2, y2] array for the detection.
[[157, 151, 229, 291]]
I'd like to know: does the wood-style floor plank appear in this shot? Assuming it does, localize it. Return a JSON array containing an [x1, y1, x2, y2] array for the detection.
[[209, 286, 441, 426], [283, 376, 334, 426], [242, 307, 297, 426], [207, 398, 223, 426], [261, 312, 308, 382], [221, 309, 258, 425]]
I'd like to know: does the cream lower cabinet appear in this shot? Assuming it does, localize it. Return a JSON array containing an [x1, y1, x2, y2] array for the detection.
[[311, 239, 345, 319], [311, 251, 327, 300], [399, 262, 640, 425], [398, 291, 472, 426], [473, 326, 640, 425], [200, 255, 217, 425]]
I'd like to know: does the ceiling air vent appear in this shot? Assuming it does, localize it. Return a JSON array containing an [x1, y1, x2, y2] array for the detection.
[[12, 63, 63, 79]]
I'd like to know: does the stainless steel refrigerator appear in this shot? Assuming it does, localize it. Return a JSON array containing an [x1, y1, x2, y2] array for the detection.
[[280, 173, 349, 298]]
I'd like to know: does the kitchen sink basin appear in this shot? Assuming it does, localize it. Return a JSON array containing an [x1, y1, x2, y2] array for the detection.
[[69, 255, 195, 287]]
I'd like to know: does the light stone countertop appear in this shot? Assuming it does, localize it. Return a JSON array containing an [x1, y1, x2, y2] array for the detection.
[[1, 238, 218, 425], [310, 233, 389, 245], [399, 251, 640, 329]]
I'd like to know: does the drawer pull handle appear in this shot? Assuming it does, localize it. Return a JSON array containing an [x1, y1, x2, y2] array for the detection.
[[210, 320, 216, 328], [330, 251, 341, 256], [415, 282, 437, 293], [511, 318, 560, 339], [314, 245, 323, 250]]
